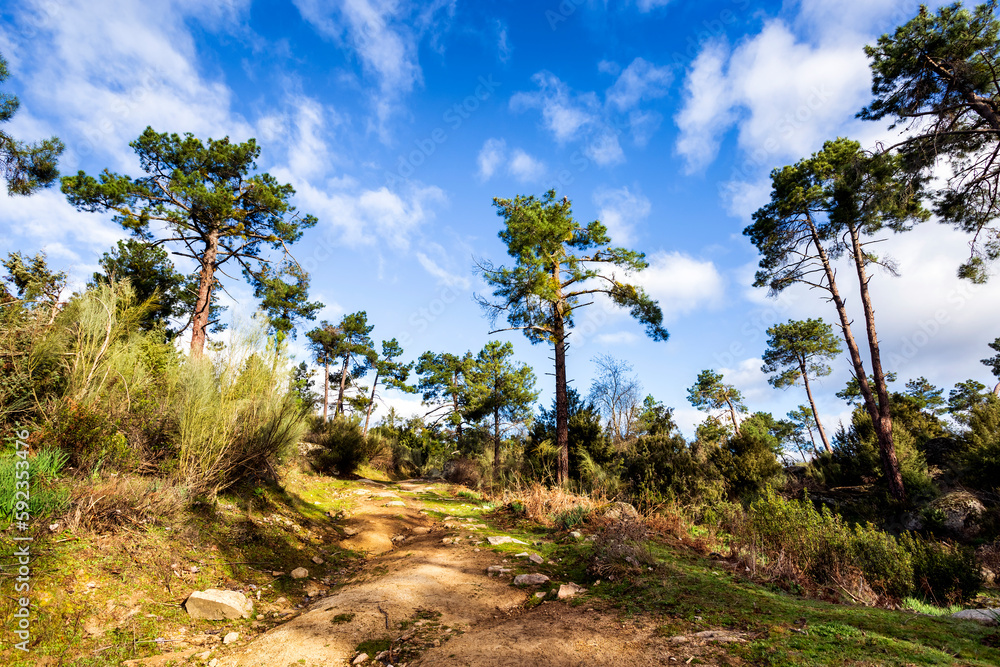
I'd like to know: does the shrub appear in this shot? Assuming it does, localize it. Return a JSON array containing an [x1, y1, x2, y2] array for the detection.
[[310, 417, 379, 476], [589, 518, 653, 578], [553, 505, 590, 530], [710, 413, 783, 500], [898, 531, 982, 603], [723, 490, 913, 600], [46, 401, 130, 474], [624, 433, 723, 508], [444, 456, 482, 488], [960, 394, 1000, 490]]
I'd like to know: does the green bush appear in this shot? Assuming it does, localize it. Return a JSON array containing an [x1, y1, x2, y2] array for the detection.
[[960, 394, 1000, 490], [898, 531, 982, 603], [553, 505, 590, 530], [624, 433, 723, 508], [711, 413, 783, 500], [47, 401, 130, 474], [311, 417, 380, 475]]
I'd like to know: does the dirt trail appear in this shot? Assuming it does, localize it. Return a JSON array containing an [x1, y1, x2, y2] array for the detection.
[[214, 480, 718, 667]]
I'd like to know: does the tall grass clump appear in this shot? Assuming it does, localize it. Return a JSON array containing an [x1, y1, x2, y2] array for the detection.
[[176, 317, 306, 494], [0, 448, 70, 526]]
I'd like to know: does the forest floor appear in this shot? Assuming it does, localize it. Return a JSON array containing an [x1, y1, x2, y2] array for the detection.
[[4, 471, 1000, 666]]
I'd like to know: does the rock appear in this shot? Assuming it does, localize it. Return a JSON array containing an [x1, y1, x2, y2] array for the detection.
[[275, 597, 288, 605], [603, 501, 639, 521], [196, 651, 212, 660], [529, 554, 544, 564], [412, 527, 431, 534], [271, 571, 285, 577], [385, 501, 406, 507], [290, 568, 309, 579], [953, 608, 1000, 625], [487, 535, 527, 546], [184, 590, 252, 620], [514, 573, 550, 586], [569, 531, 583, 540], [902, 512, 925, 531], [930, 491, 987, 538], [534, 591, 546, 598], [312, 556, 324, 565], [342, 527, 360, 536], [353, 489, 370, 496], [557, 583, 586, 599], [487, 565, 513, 576], [515, 552, 529, 558], [222, 632, 239, 645], [352, 653, 369, 664], [209, 660, 218, 667]]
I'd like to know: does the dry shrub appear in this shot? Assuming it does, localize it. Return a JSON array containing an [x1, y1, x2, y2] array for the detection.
[[444, 456, 481, 488], [589, 518, 654, 579], [644, 507, 717, 555], [497, 482, 600, 527], [65, 476, 188, 533]]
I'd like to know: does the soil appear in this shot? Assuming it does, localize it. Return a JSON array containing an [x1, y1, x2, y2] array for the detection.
[[182, 480, 734, 666]]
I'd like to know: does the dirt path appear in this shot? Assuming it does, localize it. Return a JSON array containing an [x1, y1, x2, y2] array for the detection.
[[213, 480, 723, 667]]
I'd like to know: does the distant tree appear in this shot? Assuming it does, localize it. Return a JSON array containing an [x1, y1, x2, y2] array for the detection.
[[327, 311, 376, 418], [416, 351, 474, 438], [687, 369, 746, 435], [859, 1, 1000, 282], [745, 138, 928, 502], [305, 321, 340, 421], [904, 377, 947, 414], [837, 371, 898, 406], [465, 340, 538, 471], [476, 190, 668, 485], [949, 378, 991, 423], [362, 338, 416, 437], [2, 251, 66, 326], [290, 361, 319, 414], [249, 260, 323, 342], [0, 53, 63, 196], [62, 127, 318, 356], [787, 405, 822, 459], [761, 318, 842, 453], [635, 395, 676, 437], [588, 354, 643, 444], [983, 336, 1000, 395]]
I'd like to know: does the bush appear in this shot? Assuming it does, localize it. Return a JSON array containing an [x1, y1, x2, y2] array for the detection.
[[710, 413, 783, 500], [553, 505, 590, 530], [46, 401, 130, 474], [624, 433, 723, 508], [444, 456, 482, 487], [723, 490, 913, 600], [310, 417, 380, 475], [589, 518, 653, 578], [960, 394, 1000, 490], [898, 531, 982, 603]]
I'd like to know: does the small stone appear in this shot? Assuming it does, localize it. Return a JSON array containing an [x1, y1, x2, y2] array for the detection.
[[412, 526, 431, 534], [515, 552, 529, 558], [353, 653, 369, 664], [514, 573, 550, 586], [487, 565, 513, 576], [49, 523, 59, 532], [534, 592, 546, 599], [209, 660, 218, 667], [385, 501, 406, 507], [312, 556, 324, 565], [189, 566, 200, 573], [569, 531, 583, 540], [196, 650, 212, 660], [375, 650, 390, 661], [223, 632, 239, 644], [343, 527, 360, 536], [558, 583, 586, 599], [291, 568, 309, 579], [353, 489, 370, 495], [529, 554, 544, 564], [271, 571, 285, 577], [256, 614, 264, 620], [487, 535, 527, 546]]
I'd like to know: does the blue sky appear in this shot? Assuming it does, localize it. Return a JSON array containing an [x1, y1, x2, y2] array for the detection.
[[2, 0, 999, 439]]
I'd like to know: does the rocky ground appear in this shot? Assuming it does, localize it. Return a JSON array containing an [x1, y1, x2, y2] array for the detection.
[[127, 478, 740, 667]]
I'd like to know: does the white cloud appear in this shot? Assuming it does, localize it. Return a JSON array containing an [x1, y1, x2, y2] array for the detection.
[[605, 57, 672, 112], [508, 149, 546, 182], [496, 20, 511, 63], [594, 186, 650, 246], [674, 39, 734, 174], [291, 0, 455, 141], [415, 251, 471, 289], [635, 0, 672, 11], [637, 251, 725, 321], [511, 72, 599, 143], [585, 132, 625, 166], [477, 138, 507, 180], [595, 331, 639, 346]]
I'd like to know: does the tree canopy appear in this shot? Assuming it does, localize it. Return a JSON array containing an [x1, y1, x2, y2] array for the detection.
[[476, 189, 667, 484], [0, 52, 63, 196], [61, 127, 318, 355]]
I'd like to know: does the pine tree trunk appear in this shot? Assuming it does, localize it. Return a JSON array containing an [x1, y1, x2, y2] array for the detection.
[[336, 354, 349, 417], [190, 233, 219, 357], [806, 214, 904, 502], [800, 362, 832, 453], [724, 395, 741, 436], [363, 369, 380, 437], [322, 354, 329, 422], [554, 316, 569, 487], [847, 223, 904, 503], [493, 406, 501, 473]]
